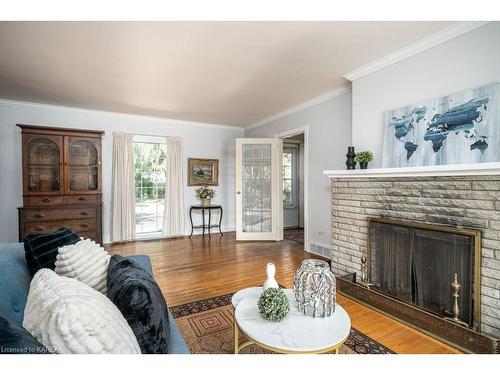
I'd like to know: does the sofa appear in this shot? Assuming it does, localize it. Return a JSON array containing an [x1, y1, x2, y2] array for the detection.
[[0, 242, 190, 354]]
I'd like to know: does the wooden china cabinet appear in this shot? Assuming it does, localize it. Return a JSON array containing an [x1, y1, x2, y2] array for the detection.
[[17, 125, 104, 243]]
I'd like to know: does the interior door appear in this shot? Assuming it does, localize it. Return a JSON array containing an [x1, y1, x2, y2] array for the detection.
[[236, 138, 283, 241]]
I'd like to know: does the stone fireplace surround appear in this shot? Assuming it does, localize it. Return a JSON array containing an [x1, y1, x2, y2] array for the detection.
[[327, 171, 500, 339]]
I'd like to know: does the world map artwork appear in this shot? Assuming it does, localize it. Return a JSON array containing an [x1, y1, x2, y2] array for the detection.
[[382, 83, 500, 168]]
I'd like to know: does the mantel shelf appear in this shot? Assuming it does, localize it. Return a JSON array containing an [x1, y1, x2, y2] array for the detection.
[[323, 162, 500, 178]]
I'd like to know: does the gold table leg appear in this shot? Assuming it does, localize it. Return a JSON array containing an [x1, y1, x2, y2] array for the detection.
[[233, 310, 238, 354]]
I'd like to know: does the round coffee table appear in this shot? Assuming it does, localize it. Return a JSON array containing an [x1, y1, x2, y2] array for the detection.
[[234, 289, 351, 354], [231, 287, 262, 308]]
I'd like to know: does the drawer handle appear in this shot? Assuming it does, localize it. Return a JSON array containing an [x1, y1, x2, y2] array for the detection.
[[80, 210, 89, 216], [78, 197, 86, 201], [35, 225, 46, 231], [33, 213, 45, 219], [41, 197, 51, 203], [80, 223, 89, 228]]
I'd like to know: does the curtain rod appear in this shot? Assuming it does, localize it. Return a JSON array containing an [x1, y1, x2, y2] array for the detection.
[[115, 131, 182, 139]]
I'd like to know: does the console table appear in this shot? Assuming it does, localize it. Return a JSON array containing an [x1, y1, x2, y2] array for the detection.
[[189, 205, 223, 238]]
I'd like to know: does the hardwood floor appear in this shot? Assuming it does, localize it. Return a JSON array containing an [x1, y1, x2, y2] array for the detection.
[[106, 231, 461, 354]]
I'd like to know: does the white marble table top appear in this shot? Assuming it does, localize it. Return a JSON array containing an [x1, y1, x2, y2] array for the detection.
[[231, 287, 262, 308], [235, 289, 351, 353]]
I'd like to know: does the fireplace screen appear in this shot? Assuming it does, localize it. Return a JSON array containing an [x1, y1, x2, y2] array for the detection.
[[368, 218, 480, 328]]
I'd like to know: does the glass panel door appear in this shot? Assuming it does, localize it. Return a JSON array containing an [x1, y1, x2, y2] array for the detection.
[[65, 137, 101, 194], [236, 138, 282, 241], [133, 141, 167, 236], [25, 136, 63, 194]]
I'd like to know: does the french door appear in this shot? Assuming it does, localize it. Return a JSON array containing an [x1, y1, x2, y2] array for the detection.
[[235, 138, 283, 241]]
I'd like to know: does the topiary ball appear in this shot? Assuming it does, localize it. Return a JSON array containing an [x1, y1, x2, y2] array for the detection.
[[257, 288, 290, 322]]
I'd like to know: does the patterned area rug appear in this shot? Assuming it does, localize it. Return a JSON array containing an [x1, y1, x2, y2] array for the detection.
[[170, 291, 394, 354]]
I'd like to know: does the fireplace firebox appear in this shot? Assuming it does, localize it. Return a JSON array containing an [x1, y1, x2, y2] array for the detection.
[[367, 217, 481, 331]]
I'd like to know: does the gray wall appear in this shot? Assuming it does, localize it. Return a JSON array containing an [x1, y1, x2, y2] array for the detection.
[[246, 92, 352, 253], [352, 22, 500, 167], [0, 100, 243, 243]]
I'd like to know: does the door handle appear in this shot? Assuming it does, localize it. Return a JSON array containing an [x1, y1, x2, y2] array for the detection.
[[237, 191, 241, 195]]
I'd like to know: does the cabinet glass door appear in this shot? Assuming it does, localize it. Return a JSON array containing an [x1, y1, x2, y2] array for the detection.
[[65, 137, 101, 194], [25, 136, 63, 194]]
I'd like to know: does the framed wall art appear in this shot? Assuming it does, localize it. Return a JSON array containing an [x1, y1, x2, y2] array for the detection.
[[382, 83, 500, 168], [188, 158, 219, 186]]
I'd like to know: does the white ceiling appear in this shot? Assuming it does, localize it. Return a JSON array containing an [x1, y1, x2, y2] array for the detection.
[[0, 21, 455, 127]]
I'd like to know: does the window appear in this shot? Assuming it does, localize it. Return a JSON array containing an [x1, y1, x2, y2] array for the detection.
[[134, 141, 167, 235], [282, 146, 297, 208]]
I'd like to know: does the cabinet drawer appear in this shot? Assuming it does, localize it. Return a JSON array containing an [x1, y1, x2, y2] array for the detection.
[[24, 196, 64, 206], [66, 219, 97, 232], [24, 219, 96, 235], [23, 207, 97, 222], [63, 195, 101, 204]]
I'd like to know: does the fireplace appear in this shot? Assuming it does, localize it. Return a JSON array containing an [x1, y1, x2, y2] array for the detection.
[[327, 173, 500, 352], [367, 217, 481, 330]]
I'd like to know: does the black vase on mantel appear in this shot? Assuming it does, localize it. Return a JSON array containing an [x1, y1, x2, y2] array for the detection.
[[345, 146, 357, 170]]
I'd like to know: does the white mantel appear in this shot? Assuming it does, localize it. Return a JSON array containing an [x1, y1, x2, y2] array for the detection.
[[324, 162, 500, 178]]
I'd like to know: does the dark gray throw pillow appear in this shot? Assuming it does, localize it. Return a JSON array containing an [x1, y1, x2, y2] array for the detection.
[[0, 315, 50, 354], [107, 255, 170, 354], [24, 227, 80, 276]]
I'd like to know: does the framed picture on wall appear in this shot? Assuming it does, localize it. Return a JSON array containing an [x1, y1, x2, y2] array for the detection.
[[382, 83, 500, 168], [188, 158, 219, 186]]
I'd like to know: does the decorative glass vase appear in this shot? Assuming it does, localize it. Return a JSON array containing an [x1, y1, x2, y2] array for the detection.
[[293, 259, 336, 317]]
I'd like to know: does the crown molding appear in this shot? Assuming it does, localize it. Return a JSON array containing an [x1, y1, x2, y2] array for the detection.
[[0, 98, 244, 132], [343, 21, 490, 82], [245, 84, 351, 130]]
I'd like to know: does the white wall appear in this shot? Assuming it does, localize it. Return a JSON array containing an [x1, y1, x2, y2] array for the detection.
[[352, 22, 500, 167], [245, 92, 352, 253], [0, 100, 243, 244]]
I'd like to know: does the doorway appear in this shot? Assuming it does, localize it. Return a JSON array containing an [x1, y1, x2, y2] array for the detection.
[[275, 127, 308, 250]]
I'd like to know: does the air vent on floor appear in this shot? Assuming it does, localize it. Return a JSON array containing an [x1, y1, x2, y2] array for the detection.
[[309, 242, 331, 259]]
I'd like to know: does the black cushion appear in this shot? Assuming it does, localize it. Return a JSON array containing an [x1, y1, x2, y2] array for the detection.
[[0, 315, 50, 354], [24, 227, 80, 276], [107, 255, 170, 354]]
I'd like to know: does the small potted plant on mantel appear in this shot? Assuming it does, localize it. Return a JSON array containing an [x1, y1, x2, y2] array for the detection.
[[354, 151, 374, 169], [196, 185, 215, 206]]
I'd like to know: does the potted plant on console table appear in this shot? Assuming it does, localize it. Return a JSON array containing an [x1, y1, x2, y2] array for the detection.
[[354, 151, 374, 169], [196, 185, 215, 206]]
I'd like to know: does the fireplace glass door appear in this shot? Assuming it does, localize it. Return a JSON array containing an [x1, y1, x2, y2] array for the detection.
[[369, 219, 477, 326]]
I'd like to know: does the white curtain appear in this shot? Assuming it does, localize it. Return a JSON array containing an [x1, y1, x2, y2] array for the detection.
[[163, 137, 185, 236], [111, 132, 136, 242]]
